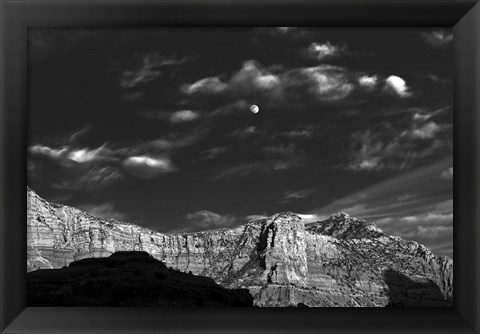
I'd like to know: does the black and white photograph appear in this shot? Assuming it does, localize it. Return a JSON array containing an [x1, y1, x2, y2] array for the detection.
[[26, 27, 453, 307]]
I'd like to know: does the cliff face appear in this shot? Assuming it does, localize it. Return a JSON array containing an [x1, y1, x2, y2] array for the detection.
[[27, 187, 453, 307]]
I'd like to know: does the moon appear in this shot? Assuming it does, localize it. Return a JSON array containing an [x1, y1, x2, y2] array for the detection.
[[250, 105, 259, 114]]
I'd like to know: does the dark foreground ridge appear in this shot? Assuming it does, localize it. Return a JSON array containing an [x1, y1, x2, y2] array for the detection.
[[28, 251, 253, 307]]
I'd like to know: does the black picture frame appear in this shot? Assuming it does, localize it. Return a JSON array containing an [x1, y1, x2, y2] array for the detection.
[[1, 0, 479, 333]]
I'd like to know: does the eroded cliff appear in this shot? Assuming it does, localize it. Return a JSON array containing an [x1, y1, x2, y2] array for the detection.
[[27, 187, 453, 307]]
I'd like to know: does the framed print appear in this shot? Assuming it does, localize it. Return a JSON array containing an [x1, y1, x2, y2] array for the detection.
[[1, 0, 479, 333]]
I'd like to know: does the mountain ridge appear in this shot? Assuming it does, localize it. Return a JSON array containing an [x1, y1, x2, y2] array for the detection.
[[27, 187, 453, 307]]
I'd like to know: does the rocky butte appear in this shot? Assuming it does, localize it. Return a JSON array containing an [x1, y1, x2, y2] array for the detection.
[[27, 186, 453, 307]]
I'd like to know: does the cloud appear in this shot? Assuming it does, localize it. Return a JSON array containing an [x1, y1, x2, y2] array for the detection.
[[307, 42, 341, 60], [245, 214, 268, 221], [170, 110, 199, 123], [182, 61, 355, 104], [358, 75, 378, 88], [29, 145, 67, 160], [314, 158, 452, 219], [77, 202, 127, 221], [123, 155, 176, 178], [68, 124, 91, 144], [257, 27, 311, 40], [200, 147, 227, 160], [209, 99, 250, 118], [120, 53, 188, 88], [422, 29, 453, 47], [212, 162, 265, 180], [375, 212, 453, 229], [53, 165, 123, 191], [289, 65, 354, 101], [231, 60, 281, 92], [67, 144, 112, 164], [283, 189, 315, 201], [296, 213, 322, 224], [384, 75, 411, 97], [411, 106, 447, 122], [181, 76, 229, 95], [276, 27, 295, 33], [231, 125, 260, 139], [348, 107, 450, 171], [407, 121, 441, 139], [425, 74, 450, 85], [29, 126, 203, 188], [373, 212, 453, 257], [307, 158, 453, 256], [29, 143, 115, 166], [283, 125, 315, 138], [416, 225, 452, 238], [185, 210, 236, 229], [211, 155, 302, 181], [143, 110, 200, 123], [441, 167, 453, 179], [141, 130, 203, 152], [397, 193, 414, 202], [263, 143, 297, 156]]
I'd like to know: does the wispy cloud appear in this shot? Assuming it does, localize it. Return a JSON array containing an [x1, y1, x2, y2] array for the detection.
[[282, 189, 315, 202], [181, 76, 229, 95], [199, 147, 227, 160], [308, 158, 453, 256], [306, 41, 342, 60], [276, 27, 295, 33], [53, 165, 123, 191], [29, 143, 115, 167], [182, 60, 355, 105], [348, 107, 451, 171], [68, 124, 91, 144], [28, 125, 205, 189], [289, 65, 354, 101], [245, 214, 268, 222], [263, 143, 297, 156], [422, 29, 453, 47], [120, 53, 189, 88], [441, 166, 453, 179], [123, 155, 176, 178], [257, 27, 312, 39], [29, 145, 68, 160], [142, 109, 200, 123], [282, 125, 315, 138], [77, 202, 127, 221], [67, 144, 113, 164], [211, 158, 300, 181], [185, 210, 236, 229], [231, 125, 260, 139]]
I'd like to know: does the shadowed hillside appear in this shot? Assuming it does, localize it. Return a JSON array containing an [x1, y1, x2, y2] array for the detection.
[[27, 251, 253, 307]]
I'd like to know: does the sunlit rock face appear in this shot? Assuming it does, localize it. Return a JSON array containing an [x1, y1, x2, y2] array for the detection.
[[27, 187, 453, 307]]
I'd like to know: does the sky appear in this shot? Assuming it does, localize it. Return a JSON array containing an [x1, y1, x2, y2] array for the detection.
[[27, 27, 453, 258]]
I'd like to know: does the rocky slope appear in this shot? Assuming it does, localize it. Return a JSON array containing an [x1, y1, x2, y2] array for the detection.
[[27, 187, 453, 307], [28, 251, 253, 307]]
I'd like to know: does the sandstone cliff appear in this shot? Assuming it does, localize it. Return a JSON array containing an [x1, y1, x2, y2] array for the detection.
[[27, 187, 453, 307]]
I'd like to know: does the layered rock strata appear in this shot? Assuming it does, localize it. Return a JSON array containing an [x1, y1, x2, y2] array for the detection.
[[27, 187, 453, 307]]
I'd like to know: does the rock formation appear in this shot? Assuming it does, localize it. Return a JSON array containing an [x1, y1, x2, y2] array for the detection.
[[27, 187, 453, 307], [28, 251, 253, 307]]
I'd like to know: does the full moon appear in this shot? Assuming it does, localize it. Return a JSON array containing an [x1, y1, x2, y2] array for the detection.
[[250, 105, 259, 114]]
